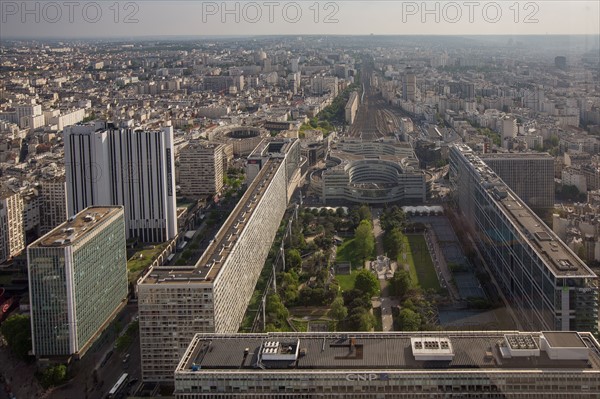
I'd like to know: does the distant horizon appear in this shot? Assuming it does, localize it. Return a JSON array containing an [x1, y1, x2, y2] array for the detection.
[[2, 33, 600, 42], [1, 1, 598, 39]]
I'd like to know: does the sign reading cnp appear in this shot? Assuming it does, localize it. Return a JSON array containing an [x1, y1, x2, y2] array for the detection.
[[345, 373, 389, 382]]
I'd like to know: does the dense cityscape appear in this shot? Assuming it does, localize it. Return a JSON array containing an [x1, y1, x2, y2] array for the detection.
[[0, 19, 600, 399]]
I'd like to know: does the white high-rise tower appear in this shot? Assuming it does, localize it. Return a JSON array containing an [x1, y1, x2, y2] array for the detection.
[[64, 122, 177, 242]]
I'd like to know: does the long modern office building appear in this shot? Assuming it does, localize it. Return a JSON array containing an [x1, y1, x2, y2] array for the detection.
[[175, 331, 600, 398], [27, 206, 127, 359], [320, 139, 427, 204], [450, 144, 598, 333], [344, 91, 359, 124], [480, 152, 554, 210], [64, 121, 177, 242], [138, 139, 299, 382]]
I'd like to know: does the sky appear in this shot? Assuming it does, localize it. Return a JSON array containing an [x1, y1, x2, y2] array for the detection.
[[1, 1, 599, 39]]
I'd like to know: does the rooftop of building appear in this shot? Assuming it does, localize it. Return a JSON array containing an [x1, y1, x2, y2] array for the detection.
[[140, 157, 283, 285], [30, 206, 122, 248], [542, 331, 587, 348], [176, 331, 600, 373], [454, 144, 596, 278], [248, 137, 298, 160], [480, 152, 553, 160], [181, 140, 224, 151]]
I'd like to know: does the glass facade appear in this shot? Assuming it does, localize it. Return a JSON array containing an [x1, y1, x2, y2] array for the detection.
[[28, 207, 127, 357], [449, 145, 598, 333]]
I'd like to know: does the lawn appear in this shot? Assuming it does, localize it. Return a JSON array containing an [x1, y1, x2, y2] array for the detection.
[[401, 234, 441, 291], [127, 244, 168, 281], [289, 319, 309, 332], [335, 270, 358, 292], [336, 237, 357, 264]]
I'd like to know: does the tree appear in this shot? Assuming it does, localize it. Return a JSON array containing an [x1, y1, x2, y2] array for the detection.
[[285, 249, 302, 270], [383, 227, 403, 260], [335, 207, 346, 217], [329, 296, 348, 321], [41, 364, 68, 388], [354, 269, 380, 298], [0, 314, 32, 359], [314, 234, 333, 251], [354, 220, 374, 263], [266, 294, 288, 322], [380, 206, 406, 232], [389, 269, 412, 298], [298, 287, 330, 306], [347, 307, 376, 331], [343, 289, 370, 309], [357, 205, 372, 222], [397, 308, 421, 331]]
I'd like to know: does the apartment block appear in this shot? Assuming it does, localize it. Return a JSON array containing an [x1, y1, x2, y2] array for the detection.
[[480, 152, 555, 209], [138, 140, 298, 382], [178, 141, 225, 198], [0, 189, 25, 263], [64, 121, 177, 242]]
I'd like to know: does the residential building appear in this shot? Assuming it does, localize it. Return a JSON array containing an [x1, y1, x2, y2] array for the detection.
[[64, 121, 177, 242], [138, 140, 299, 382], [178, 141, 225, 198], [403, 68, 416, 102], [0, 189, 25, 263], [562, 167, 588, 193], [480, 153, 554, 209], [203, 75, 244, 92], [40, 177, 67, 234]]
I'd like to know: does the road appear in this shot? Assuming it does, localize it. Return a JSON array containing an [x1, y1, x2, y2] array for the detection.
[[48, 304, 140, 399]]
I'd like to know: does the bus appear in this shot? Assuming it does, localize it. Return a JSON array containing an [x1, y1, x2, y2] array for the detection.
[[106, 373, 129, 399]]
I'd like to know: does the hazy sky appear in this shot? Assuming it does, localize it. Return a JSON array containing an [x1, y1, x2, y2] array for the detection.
[[1, 1, 599, 38]]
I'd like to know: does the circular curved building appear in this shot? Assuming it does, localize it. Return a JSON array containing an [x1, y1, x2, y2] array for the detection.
[[209, 125, 268, 156], [321, 139, 427, 204]]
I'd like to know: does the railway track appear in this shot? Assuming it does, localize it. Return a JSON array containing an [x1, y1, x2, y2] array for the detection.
[[347, 66, 404, 140]]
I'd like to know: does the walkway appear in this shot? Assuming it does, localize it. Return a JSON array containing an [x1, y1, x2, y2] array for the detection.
[[371, 210, 398, 332], [423, 225, 460, 301]]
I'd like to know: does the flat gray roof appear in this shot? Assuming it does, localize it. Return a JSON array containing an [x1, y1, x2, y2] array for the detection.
[[177, 332, 600, 372], [31, 206, 122, 248], [542, 331, 587, 348], [480, 152, 553, 160], [141, 158, 282, 285]]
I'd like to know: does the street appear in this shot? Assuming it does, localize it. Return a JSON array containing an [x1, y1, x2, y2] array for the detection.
[[48, 304, 141, 399]]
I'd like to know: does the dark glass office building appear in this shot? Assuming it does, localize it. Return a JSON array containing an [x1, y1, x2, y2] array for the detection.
[[450, 144, 598, 333]]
